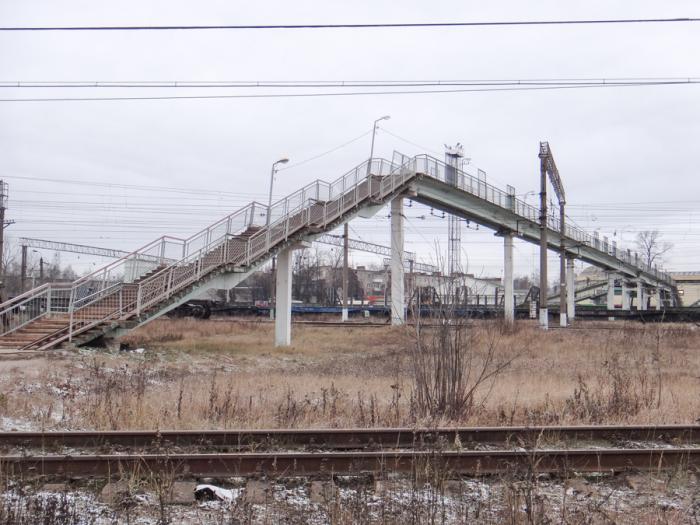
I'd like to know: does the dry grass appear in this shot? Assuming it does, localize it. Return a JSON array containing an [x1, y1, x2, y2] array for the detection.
[[0, 318, 697, 523], [0, 319, 697, 431]]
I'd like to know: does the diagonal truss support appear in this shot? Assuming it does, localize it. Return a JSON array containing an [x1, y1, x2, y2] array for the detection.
[[315, 233, 437, 273]]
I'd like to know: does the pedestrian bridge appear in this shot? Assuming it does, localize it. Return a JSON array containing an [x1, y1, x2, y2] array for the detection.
[[0, 152, 676, 350]]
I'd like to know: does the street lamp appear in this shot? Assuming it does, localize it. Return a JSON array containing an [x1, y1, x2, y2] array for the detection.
[[267, 157, 290, 229], [267, 157, 289, 321], [344, 115, 389, 322], [368, 115, 390, 169]]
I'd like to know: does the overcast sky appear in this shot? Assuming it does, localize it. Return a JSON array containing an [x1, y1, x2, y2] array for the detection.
[[0, 1, 698, 281]]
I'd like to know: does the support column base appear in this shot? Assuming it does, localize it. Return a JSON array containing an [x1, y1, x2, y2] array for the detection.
[[539, 309, 548, 330]]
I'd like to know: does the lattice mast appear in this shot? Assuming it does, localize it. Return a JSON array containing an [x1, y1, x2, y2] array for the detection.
[[538, 141, 567, 329]]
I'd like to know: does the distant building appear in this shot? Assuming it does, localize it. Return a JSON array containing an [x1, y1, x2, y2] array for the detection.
[[208, 263, 503, 307], [670, 272, 700, 307]]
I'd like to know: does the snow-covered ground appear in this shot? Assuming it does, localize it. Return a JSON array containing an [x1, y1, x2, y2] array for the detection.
[[0, 475, 696, 524]]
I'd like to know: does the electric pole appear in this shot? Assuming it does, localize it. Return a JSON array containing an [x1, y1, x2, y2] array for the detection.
[[20, 244, 27, 294], [559, 201, 567, 326], [538, 149, 549, 330], [342, 223, 349, 322], [445, 144, 464, 278], [538, 142, 567, 329], [0, 181, 7, 302]]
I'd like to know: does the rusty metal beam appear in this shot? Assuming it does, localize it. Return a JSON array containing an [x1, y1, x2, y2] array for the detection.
[[3, 448, 698, 478], [0, 425, 696, 451]]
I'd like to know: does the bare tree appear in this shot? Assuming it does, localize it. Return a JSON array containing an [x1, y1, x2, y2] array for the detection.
[[411, 268, 513, 420], [635, 230, 673, 267]]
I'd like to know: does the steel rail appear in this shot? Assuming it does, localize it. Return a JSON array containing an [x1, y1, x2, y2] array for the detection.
[[1, 448, 698, 478], [0, 425, 696, 451], [209, 318, 691, 331]]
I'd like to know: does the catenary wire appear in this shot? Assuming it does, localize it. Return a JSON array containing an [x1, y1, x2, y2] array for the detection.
[[1, 80, 698, 102], [0, 17, 697, 31], [2, 78, 697, 88]]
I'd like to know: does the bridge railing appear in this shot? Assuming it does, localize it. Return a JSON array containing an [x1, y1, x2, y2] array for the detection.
[[0, 283, 73, 337], [406, 153, 674, 285], [245, 158, 401, 266], [133, 157, 403, 319]]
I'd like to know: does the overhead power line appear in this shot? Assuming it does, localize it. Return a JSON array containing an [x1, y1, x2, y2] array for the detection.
[[2, 78, 697, 88], [0, 18, 697, 31], [1, 80, 697, 103], [0, 173, 245, 196], [280, 130, 372, 170]]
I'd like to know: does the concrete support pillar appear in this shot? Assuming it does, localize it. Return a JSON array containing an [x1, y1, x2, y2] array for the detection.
[[503, 232, 514, 326], [653, 288, 661, 310], [637, 281, 646, 311], [566, 258, 575, 322], [607, 273, 616, 321], [622, 281, 631, 310], [274, 247, 293, 346], [390, 197, 405, 325]]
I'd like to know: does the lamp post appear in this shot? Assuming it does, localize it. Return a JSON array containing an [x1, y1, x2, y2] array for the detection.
[[267, 157, 289, 321], [267, 158, 289, 230], [341, 115, 390, 322], [368, 115, 390, 170]]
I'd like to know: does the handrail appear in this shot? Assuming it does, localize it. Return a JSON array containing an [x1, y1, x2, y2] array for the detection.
[[72, 235, 186, 287], [72, 281, 123, 308], [0, 282, 69, 311]]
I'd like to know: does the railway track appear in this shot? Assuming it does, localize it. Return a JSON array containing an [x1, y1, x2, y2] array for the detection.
[[0, 425, 696, 451], [1, 448, 698, 478], [210, 318, 670, 330], [0, 425, 697, 479]]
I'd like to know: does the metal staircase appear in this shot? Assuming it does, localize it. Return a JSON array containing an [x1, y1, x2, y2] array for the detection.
[[0, 157, 407, 350], [546, 280, 608, 305]]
